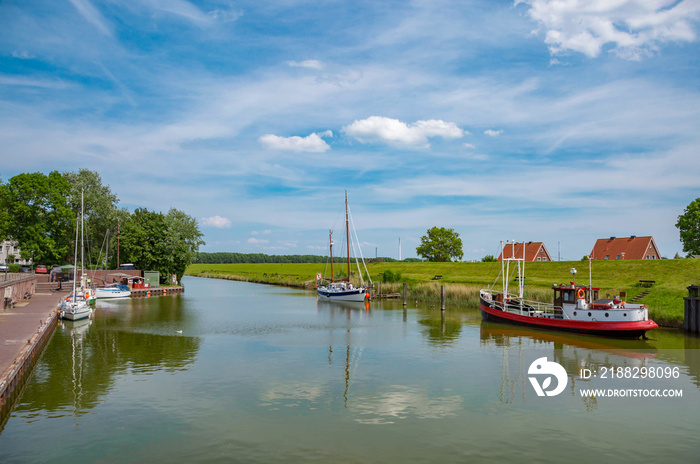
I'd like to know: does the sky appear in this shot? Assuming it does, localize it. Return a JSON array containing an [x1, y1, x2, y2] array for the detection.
[[1, 0, 699, 261]]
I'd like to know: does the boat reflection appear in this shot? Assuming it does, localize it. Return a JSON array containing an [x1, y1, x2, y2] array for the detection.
[[480, 320, 658, 407]]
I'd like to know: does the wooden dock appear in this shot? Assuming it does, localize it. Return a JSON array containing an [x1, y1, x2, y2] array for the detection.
[[130, 286, 185, 297]]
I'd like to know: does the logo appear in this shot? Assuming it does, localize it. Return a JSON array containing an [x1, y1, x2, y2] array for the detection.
[[528, 357, 568, 397]]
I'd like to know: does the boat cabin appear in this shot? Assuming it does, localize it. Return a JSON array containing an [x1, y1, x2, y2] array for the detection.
[[552, 284, 599, 308]]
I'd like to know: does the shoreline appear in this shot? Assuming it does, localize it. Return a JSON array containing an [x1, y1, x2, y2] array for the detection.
[[186, 272, 685, 328]]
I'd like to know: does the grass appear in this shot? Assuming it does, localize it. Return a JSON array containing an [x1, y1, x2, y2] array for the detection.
[[186, 259, 700, 328]]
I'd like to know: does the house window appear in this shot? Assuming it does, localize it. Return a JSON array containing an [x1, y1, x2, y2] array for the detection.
[[646, 255, 650, 259], [616, 255, 621, 260], [605, 255, 609, 260], [542, 257, 547, 261]]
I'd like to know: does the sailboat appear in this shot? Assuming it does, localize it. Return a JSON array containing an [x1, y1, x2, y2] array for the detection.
[[94, 228, 131, 299], [60, 191, 93, 321], [316, 191, 372, 302]]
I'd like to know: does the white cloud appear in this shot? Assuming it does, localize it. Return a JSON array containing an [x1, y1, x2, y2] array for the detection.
[[259, 131, 332, 152], [247, 237, 269, 244], [484, 129, 503, 137], [463, 143, 476, 149], [342, 116, 464, 149], [518, 0, 700, 60], [251, 230, 272, 235], [200, 216, 232, 228], [287, 59, 324, 69]]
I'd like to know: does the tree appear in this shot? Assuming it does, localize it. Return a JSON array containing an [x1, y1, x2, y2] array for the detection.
[[676, 198, 700, 256], [120, 208, 204, 282], [2, 172, 73, 264], [63, 169, 120, 266], [416, 227, 463, 262], [481, 254, 497, 262]]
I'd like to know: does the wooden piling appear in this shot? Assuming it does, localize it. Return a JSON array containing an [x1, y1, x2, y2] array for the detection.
[[441, 285, 445, 311], [685, 285, 700, 333], [402, 283, 407, 307]]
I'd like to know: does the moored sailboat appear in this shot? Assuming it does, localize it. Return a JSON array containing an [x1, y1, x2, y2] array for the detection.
[[317, 192, 371, 302]]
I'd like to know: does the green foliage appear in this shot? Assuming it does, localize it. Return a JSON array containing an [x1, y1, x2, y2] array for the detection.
[[415, 226, 463, 262], [2, 171, 73, 264], [676, 198, 700, 256], [481, 254, 496, 262], [381, 269, 402, 283], [63, 169, 121, 266], [120, 208, 204, 282]]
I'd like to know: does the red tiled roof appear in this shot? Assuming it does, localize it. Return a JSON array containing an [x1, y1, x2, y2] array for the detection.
[[497, 242, 551, 262], [590, 236, 660, 260]]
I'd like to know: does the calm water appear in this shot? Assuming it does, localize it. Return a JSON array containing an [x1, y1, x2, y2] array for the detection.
[[1, 276, 699, 463]]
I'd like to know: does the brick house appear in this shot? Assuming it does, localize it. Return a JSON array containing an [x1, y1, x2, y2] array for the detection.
[[590, 236, 661, 261], [497, 241, 552, 262]]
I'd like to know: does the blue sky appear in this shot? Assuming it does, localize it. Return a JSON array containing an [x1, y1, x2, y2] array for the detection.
[[1, 0, 699, 260]]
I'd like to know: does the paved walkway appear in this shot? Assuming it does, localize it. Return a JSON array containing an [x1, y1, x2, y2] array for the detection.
[[0, 289, 65, 379]]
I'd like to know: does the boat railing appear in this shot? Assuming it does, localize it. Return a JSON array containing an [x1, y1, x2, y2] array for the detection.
[[482, 289, 566, 319]]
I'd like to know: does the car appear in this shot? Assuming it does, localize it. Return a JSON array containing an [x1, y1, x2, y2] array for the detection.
[[50, 265, 63, 273], [19, 265, 32, 273], [118, 263, 136, 270], [0, 263, 9, 272], [35, 264, 48, 274]]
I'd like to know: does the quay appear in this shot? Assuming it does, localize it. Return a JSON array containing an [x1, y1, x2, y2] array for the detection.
[[0, 278, 65, 420]]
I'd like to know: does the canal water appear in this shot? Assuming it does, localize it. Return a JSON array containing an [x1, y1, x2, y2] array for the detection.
[[1, 276, 699, 463]]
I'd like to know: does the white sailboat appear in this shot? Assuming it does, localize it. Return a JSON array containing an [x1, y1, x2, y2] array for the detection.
[[60, 191, 93, 321], [317, 191, 372, 302]]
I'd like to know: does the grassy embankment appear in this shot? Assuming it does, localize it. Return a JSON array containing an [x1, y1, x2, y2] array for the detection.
[[186, 259, 700, 328]]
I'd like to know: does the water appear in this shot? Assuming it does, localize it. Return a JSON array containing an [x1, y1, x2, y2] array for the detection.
[[1, 276, 699, 463]]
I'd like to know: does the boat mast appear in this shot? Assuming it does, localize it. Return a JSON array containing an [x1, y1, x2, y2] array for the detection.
[[80, 189, 85, 290], [72, 213, 79, 303], [329, 229, 334, 283], [345, 190, 351, 283]]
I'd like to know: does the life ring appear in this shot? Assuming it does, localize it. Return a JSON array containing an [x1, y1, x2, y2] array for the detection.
[[577, 288, 585, 299]]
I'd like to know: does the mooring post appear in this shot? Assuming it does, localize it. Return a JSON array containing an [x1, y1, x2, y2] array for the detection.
[[379, 282, 382, 299], [441, 285, 445, 311], [403, 283, 407, 307]]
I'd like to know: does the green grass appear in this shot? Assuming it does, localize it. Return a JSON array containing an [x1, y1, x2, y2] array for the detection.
[[186, 259, 700, 327]]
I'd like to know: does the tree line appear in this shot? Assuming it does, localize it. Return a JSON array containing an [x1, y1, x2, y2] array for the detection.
[[194, 252, 416, 264], [0, 170, 203, 282]]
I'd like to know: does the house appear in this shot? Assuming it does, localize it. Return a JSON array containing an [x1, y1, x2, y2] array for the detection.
[[590, 236, 661, 261], [1, 239, 29, 265], [497, 241, 552, 262]]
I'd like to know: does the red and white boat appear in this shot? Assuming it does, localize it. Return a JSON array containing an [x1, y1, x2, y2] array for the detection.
[[479, 241, 658, 339]]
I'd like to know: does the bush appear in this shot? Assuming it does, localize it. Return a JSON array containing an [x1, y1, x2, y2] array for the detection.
[[382, 269, 402, 283]]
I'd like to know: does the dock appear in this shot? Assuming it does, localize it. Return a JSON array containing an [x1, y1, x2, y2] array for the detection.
[[130, 286, 185, 297], [0, 284, 64, 420]]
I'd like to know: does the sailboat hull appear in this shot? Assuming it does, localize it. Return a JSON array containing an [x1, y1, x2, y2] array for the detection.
[[317, 287, 368, 302]]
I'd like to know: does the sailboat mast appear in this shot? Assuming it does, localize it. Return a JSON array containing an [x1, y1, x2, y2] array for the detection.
[[345, 191, 351, 283], [80, 189, 84, 286], [72, 213, 79, 302], [329, 230, 334, 283]]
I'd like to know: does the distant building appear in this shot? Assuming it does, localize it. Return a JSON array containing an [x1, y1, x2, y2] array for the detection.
[[1, 239, 29, 265], [590, 236, 660, 261], [497, 241, 552, 262]]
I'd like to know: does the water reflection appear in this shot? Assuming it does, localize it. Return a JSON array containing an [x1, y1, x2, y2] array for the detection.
[[479, 320, 700, 409], [7, 298, 201, 423], [417, 313, 463, 346]]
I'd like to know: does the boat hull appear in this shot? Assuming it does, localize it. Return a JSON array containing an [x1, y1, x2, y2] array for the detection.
[[60, 302, 92, 321], [95, 288, 131, 299], [479, 299, 657, 339], [317, 288, 368, 302]]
